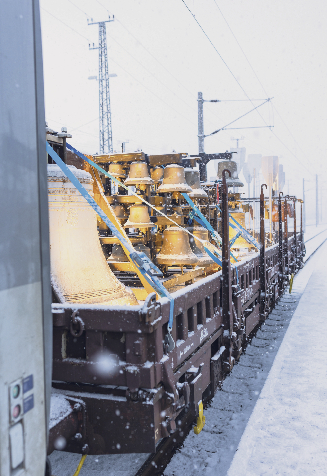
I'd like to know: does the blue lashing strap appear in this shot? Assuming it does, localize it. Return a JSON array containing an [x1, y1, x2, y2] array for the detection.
[[46, 143, 175, 331], [229, 231, 242, 247], [181, 192, 222, 246], [182, 192, 240, 264], [203, 246, 222, 267], [229, 213, 260, 249]]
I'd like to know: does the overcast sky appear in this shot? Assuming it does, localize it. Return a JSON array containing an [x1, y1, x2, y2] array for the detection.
[[40, 0, 327, 221]]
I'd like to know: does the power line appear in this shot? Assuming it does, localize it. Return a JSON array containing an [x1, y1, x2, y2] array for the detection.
[[70, 117, 100, 132], [181, 0, 314, 175], [208, 98, 268, 102], [116, 19, 224, 127], [67, 0, 90, 18], [224, 126, 274, 131], [212, 0, 314, 174], [106, 54, 197, 127], [41, 8, 90, 42], [43, 6, 196, 128], [117, 19, 195, 98], [212, 0, 269, 99], [106, 31, 198, 116], [94, 0, 110, 14], [180, 1, 261, 113], [206, 98, 272, 137]]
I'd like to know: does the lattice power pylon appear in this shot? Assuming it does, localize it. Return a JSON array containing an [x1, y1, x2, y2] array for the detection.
[[89, 16, 114, 154]]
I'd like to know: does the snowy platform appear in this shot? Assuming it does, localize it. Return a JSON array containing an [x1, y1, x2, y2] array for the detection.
[[227, 240, 327, 475]]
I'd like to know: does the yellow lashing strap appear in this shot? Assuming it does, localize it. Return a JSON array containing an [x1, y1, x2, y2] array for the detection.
[[194, 400, 206, 435], [87, 164, 158, 297], [289, 273, 294, 293], [73, 454, 87, 476]]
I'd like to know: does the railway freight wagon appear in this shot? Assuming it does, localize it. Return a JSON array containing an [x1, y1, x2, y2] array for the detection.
[[47, 133, 304, 455]]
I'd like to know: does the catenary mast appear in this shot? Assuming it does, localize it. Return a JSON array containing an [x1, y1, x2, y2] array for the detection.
[[89, 16, 114, 154]]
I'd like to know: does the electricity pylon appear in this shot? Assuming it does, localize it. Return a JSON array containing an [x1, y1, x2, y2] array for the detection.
[[88, 16, 114, 154]]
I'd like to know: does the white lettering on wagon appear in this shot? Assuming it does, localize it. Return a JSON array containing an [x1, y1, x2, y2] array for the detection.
[[179, 343, 194, 359], [200, 327, 208, 342]]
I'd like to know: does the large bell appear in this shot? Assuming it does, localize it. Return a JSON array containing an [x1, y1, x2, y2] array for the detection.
[[156, 227, 198, 266], [47, 165, 138, 305], [124, 162, 153, 186], [108, 163, 126, 178], [185, 170, 208, 198], [124, 204, 153, 228], [157, 165, 192, 193], [189, 227, 213, 266], [217, 160, 244, 187]]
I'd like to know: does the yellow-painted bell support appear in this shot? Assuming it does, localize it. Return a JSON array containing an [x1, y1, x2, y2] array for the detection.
[[194, 401, 206, 434], [84, 162, 159, 297]]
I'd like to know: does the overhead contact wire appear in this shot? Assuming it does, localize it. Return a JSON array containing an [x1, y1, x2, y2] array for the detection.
[[211, 0, 313, 175]]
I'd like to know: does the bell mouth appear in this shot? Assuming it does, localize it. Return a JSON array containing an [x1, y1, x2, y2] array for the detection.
[[124, 177, 154, 185], [123, 221, 153, 228], [156, 254, 198, 266], [109, 172, 126, 178], [226, 178, 244, 187], [107, 244, 128, 263], [188, 188, 208, 198], [157, 183, 192, 193], [194, 255, 214, 266]]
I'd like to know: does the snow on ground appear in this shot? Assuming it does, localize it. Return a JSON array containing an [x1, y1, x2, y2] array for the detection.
[[227, 240, 327, 476], [50, 226, 327, 476], [50, 450, 148, 476]]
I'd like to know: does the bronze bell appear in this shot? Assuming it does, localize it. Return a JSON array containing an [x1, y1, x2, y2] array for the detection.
[[124, 162, 153, 186], [47, 164, 138, 306], [108, 244, 128, 262], [189, 227, 213, 266], [134, 243, 151, 259], [124, 204, 153, 228], [151, 166, 164, 183], [217, 160, 244, 187], [108, 163, 126, 178], [157, 226, 198, 266], [111, 204, 127, 222], [157, 165, 192, 194], [185, 170, 208, 198]]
